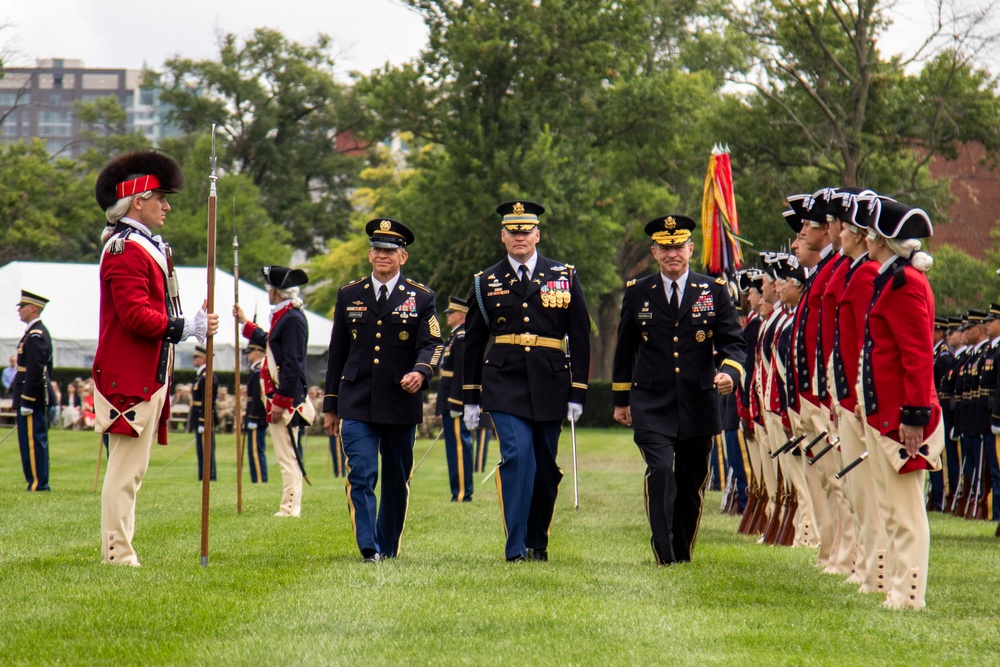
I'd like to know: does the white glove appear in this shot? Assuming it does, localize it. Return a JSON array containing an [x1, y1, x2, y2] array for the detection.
[[182, 309, 209, 344], [247, 421, 258, 430], [567, 402, 583, 423], [20, 406, 33, 416], [449, 410, 462, 419], [463, 405, 480, 431], [949, 427, 957, 440], [992, 425, 1000, 435], [197, 425, 205, 434]]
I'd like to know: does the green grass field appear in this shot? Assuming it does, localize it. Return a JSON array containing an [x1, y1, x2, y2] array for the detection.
[[1, 426, 998, 666]]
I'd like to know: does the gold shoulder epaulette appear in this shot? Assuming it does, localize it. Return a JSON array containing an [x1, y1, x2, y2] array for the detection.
[[474, 270, 484, 277], [28, 329, 45, 336], [626, 279, 637, 288], [405, 278, 431, 293], [340, 277, 366, 290], [715, 276, 727, 285], [565, 264, 575, 270]]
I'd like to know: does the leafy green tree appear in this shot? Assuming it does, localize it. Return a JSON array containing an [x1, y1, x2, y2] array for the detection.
[[345, 0, 739, 378], [0, 140, 98, 265], [927, 244, 995, 314], [72, 96, 152, 168], [154, 28, 366, 254]]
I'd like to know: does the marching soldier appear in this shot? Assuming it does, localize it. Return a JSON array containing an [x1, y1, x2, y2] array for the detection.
[[940, 317, 964, 509], [954, 310, 988, 517], [437, 295, 474, 502], [13, 290, 54, 492], [243, 343, 268, 483], [463, 200, 590, 563], [323, 220, 443, 562], [94, 150, 218, 566], [612, 214, 744, 564], [973, 305, 1000, 521], [859, 197, 942, 610], [236, 266, 313, 518], [189, 344, 218, 482]]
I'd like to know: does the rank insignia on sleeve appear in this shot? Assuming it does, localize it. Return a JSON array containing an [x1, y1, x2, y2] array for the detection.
[[428, 315, 442, 339]]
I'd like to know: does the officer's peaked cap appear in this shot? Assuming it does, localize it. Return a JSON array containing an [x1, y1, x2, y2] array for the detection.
[[645, 214, 696, 246], [95, 150, 184, 212], [17, 290, 49, 308], [497, 201, 545, 232]]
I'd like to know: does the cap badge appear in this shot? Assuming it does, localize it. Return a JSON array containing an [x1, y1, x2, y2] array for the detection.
[[513, 202, 525, 215], [665, 216, 676, 231], [380, 220, 392, 231]]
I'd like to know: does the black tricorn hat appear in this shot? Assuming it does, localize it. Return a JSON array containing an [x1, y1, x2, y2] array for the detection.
[[496, 200, 545, 232], [262, 266, 309, 290], [871, 200, 933, 240], [365, 218, 415, 248], [95, 150, 184, 212], [831, 187, 871, 225], [786, 192, 829, 227]]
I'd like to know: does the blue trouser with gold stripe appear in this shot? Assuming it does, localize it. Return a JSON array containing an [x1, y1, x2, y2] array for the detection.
[[246, 425, 268, 483], [474, 427, 493, 473], [17, 407, 49, 491], [196, 430, 217, 481], [443, 414, 473, 502], [329, 434, 347, 478], [490, 412, 563, 560], [341, 420, 414, 558]]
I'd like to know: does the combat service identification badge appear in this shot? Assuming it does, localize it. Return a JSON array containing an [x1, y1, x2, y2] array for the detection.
[[695, 330, 706, 342]]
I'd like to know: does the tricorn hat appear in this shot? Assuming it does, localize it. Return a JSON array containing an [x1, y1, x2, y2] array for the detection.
[[262, 266, 309, 290], [497, 201, 545, 232], [95, 150, 184, 212], [870, 200, 933, 240]]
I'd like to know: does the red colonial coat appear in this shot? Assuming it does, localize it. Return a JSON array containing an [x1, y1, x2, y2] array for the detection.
[[93, 226, 184, 445], [832, 257, 878, 414], [791, 249, 838, 409], [861, 258, 941, 472]]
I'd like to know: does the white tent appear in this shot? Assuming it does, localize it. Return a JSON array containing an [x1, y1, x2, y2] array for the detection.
[[0, 261, 333, 373]]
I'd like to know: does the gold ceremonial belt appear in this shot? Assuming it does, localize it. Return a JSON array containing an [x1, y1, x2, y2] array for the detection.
[[494, 334, 566, 351]]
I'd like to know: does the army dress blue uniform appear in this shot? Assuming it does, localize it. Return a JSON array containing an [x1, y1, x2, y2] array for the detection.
[[612, 215, 746, 565], [189, 349, 218, 482], [437, 296, 474, 502], [244, 347, 268, 483], [463, 201, 591, 562], [13, 291, 54, 492], [324, 219, 443, 560]]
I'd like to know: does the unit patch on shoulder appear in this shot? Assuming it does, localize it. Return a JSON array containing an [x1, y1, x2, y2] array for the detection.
[[715, 276, 727, 285]]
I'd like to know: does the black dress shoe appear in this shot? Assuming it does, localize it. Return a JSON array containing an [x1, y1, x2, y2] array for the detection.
[[528, 549, 548, 562], [361, 550, 381, 563], [506, 555, 526, 563]]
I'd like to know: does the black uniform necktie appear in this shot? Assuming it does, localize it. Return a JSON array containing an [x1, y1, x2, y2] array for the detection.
[[378, 284, 388, 309], [519, 264, 530, 287], [670, 281, 679, 312]]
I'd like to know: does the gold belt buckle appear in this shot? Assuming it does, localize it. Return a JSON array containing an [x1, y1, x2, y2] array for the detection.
[[521, 334, 537, 346]]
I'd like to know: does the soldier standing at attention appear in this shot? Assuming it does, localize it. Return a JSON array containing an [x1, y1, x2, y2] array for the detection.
[[323, 220, 443, 562], [236, 266, 312, 518], [612, 214, 745, 565], [94, 150, 218, 566], [243, 343, 268, 483], [463, 201, 590, 563], [189, 344, 217, 482], [13, 290, 53, 492], [437, 296, 474, 502]]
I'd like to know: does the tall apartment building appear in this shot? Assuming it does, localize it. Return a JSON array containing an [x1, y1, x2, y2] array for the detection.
[[0, 58, 178, 158]]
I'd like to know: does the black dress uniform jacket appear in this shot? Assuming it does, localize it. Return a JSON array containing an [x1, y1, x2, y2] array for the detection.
[[244, 361, 265, 427], [12, 320, 53, 412], [436, 324, 465, 417], [613, 272, 746, 438], [324, 274, 443, 424], [189, 366, 218, 431], [463, 255, 590, 422]]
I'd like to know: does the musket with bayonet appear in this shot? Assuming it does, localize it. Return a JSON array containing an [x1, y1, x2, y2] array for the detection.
[[232, 198, 244, 514], [200, 123, 219, 567]]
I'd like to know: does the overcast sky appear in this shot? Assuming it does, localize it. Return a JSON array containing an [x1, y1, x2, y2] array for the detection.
[[2, 0, 996, 79]]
